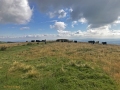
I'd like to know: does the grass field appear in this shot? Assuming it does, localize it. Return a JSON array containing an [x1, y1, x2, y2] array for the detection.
[[0, 42, 120, 90]]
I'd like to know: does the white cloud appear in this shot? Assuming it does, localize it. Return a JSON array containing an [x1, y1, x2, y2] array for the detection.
[[56, 25, 120, 39], [78, 18, 87, 24], [48, 9, 67, 18], [20, 27, 30, 30], [49, 12, 56, 18], [72, 21, 78, 28], [31, 0, 120, 28], [58, 9, 67, 18], [69, 8, 73, 12], [114, 20, 120, 24], [50, 21, 67, 30], [57, 30, 71, 36], [1, 27, 120, 41], [71, 18, 87, 28], [113, 17, 120, 26], [0, 0, 32, 24]]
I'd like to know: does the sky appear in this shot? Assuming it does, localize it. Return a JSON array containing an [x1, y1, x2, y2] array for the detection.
[[0, 0, 120, 41]]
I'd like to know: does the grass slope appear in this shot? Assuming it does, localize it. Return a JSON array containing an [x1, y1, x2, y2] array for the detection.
[[0, 42, 119, 90]]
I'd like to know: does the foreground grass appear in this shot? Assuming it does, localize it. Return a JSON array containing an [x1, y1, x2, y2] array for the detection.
[[0, 42, 119, 90]]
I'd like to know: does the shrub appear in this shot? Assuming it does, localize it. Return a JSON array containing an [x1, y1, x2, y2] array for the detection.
[[0, 46, 7, 51], [27, 42, 32, 45]]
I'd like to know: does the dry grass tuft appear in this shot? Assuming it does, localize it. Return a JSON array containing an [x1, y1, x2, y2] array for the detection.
[[9, 61, 33, 72], [0, 66, 2, 69], [23, 69, 40, 78], [9, 61, 40, 79], [36, 63, 47, 69]]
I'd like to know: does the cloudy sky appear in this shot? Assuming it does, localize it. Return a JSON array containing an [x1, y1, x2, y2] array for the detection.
[[0, 0, 120, 41]]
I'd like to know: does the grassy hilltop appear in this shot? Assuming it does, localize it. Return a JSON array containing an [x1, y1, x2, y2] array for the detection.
[[0, 42, 120, 90]]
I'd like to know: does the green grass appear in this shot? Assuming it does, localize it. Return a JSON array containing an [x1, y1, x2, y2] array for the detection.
[[0, 42, 119, 90]]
